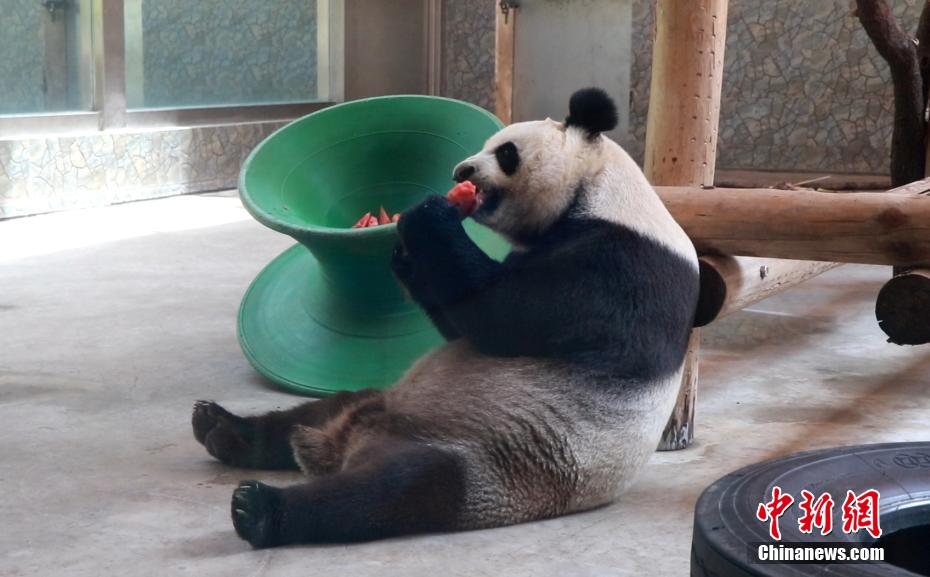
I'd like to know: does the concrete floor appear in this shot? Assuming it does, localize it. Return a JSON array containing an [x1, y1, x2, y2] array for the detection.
[[2, 193, 929, 577]]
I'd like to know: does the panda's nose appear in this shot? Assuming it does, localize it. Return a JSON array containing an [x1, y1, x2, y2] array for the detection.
[[453, 163, 476, 183]]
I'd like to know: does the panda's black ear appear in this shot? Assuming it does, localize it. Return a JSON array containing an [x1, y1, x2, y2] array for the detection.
[[565, 88, 618, 138]]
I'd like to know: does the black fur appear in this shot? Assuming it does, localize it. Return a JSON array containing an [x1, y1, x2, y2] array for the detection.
[[194, 391, 471, 546], [394, 190, 699, 384], [494, 142, 520, 175], [395, 195, 503, 308], [565, 87, 619, 137], [192, 391, 379, 470], [231, 440, 466, 547], [392, 244, 462, 341]]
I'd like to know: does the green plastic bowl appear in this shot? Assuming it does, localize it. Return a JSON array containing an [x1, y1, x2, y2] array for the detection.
[[238, 95, 507, 396]]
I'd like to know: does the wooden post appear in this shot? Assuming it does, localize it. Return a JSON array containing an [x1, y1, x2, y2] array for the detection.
[[494, 1, 517, 125], [645, 0, 728, 451], [645, 0, 727, 188], [659, 332, 700, 450]]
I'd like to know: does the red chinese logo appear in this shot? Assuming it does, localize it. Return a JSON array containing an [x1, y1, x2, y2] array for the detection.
[[798, 490, 834, 536], [756, 486, 794, 540], [756, 487, 882, 540], [841, 489, 882, 538]]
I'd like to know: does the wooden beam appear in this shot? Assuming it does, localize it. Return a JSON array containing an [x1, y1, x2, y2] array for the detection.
[[656, 186, 930, 267], [695, 256, 841, 326], [678, 177, 930, 330], [645, 0, 729, 452], [494, 1, 516, 125]]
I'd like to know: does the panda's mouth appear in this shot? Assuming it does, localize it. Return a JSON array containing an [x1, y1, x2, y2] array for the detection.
[[474, 186, 487, 210], [472, 185, 502, 220]]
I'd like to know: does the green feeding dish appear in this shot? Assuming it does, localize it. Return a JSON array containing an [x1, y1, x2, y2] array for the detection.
[[238, 95, 508, 397]]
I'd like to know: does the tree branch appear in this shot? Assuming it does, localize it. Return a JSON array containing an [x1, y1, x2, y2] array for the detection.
[[858, 0, 917, 66], [915, 0, 930, 108], [856, 0, 926, 186]]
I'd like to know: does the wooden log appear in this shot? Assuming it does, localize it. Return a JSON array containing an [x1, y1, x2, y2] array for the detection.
[[494, 1, 516, 125], [656, 186, 930, 267], [674, 178, 930, 328], [876, 269, 930, 345], [886, 175, 930, 196], [695, 256, 842, 326], [680, 176, 930, 330], [645, 0, 729, 451]]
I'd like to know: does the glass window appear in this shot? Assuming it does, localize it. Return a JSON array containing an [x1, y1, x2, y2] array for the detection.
[[0, 0, 95, 115], [124, 0, 330, 110]]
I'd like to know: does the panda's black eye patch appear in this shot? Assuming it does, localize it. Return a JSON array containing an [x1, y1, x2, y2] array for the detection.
[[494, 142, 520, 176]]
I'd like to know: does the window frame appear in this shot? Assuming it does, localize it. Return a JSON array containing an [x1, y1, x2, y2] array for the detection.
[[0, 0, 344, 140]]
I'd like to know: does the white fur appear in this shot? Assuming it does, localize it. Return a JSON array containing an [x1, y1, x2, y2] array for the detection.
[[582, 136, 698, 266]]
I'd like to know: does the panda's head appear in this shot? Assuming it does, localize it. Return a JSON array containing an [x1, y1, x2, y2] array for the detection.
[[452, 88, 618, 245]]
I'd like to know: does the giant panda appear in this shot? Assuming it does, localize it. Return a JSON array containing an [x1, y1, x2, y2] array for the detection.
[[192, 88, 700, 548]]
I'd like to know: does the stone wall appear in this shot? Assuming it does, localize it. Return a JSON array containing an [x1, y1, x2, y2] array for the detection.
[[442, 0, 496, 111], [0, 123, 284, 219], [132, 0, 318, 109], [440, 0, 924, 176]]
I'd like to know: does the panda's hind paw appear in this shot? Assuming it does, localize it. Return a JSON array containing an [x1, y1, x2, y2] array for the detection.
[[232, 480, 282, 548], [192, 401, 259, 468]]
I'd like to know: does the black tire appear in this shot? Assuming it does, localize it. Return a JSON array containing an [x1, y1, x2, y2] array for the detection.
[[691, 442, 930, 577]]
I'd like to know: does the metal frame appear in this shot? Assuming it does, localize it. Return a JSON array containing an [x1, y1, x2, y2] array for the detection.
[[425, 0, 443, 96], [0, 0, 345, 140]]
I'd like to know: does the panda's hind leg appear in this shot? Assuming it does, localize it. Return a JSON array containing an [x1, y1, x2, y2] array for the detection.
[[191, 390, 380, 470], [231, 437, 466, 547]]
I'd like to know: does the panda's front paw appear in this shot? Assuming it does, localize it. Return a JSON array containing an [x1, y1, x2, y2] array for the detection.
[[391, 243, 439, 307], [397, 195, 462, 252], [391, 243, 415, 283]]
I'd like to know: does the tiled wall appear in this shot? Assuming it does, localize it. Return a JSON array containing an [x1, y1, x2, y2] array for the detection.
[[0, 123, 284, 219], [441, 0, 922, 176], [0, 0, 45, 115]]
